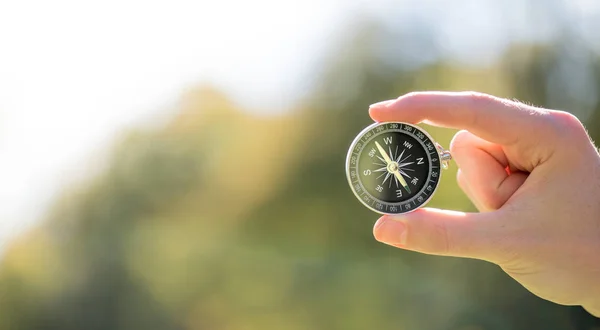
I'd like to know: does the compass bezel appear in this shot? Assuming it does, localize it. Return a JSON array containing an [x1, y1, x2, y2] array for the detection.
[[345, 121, 443, 215]]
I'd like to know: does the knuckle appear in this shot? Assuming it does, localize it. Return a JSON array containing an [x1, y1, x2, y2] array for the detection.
[[551, 110, 582, 125], [461, 90, 494, 101], [547, 111, 592, 148], [460, 91, 499, 111], [461, 92, 492, 127], [549, 111, 586, 134], [400, 91, 428, 105], [459, 92, 508, 129]]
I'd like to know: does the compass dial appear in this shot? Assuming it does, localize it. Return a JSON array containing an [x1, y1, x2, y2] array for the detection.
[[346, 122, 442, 214]]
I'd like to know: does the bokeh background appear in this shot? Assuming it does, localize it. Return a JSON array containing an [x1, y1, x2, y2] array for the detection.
[[1, 0, 600, 329]]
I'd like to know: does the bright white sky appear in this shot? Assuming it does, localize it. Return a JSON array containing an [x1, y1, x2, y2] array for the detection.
[[0, 0, 598, 251], [0, 0, 354, 249]]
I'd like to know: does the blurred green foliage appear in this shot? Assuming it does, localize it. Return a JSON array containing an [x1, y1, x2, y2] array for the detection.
[[1, 20, 600, 330]]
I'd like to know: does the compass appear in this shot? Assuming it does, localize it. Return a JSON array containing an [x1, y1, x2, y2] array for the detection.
[[345, 122, 452, 214]]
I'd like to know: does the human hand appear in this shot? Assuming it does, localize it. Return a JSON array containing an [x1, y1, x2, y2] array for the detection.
[[369, 91, 600, 316]]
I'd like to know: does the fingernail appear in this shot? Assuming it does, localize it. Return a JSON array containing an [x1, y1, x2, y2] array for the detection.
[[374, 216, 407, 246], [369, 100, 395, 108]]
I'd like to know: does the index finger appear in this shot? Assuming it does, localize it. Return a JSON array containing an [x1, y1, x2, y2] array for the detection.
[[369, 91, 551, 146]]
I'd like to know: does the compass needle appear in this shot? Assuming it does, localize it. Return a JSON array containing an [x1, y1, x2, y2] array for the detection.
[[375, 139, 411, 193], [375, 142, 392, 164], [394, 171, 411, 194]]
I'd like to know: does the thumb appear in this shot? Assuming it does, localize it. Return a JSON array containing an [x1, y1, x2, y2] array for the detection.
[[373, 208, 512, 263]]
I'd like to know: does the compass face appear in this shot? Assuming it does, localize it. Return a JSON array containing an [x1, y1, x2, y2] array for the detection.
[[346, 122, 442, 214]]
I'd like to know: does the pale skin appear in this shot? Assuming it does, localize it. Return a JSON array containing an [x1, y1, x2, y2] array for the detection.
[[369, 91, 600, 317]]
